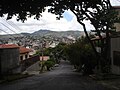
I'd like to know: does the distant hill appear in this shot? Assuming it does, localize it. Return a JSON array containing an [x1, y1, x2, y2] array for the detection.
[[0, 29, 86, 39], [21, 33, 30, 36], [31, 29, 85, 38], [32, 30, 51, 36]]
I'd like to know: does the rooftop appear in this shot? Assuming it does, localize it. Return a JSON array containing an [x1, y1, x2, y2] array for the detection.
[[0, 44, 32, 54], [0, 44, 19, 49], [20, 47, 32, 54]]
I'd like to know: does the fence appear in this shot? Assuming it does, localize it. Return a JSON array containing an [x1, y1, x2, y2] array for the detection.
[[20, 55, 40, 72]]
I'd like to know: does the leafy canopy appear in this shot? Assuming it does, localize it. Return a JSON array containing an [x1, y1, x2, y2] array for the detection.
[[0, 0, 113, 22]]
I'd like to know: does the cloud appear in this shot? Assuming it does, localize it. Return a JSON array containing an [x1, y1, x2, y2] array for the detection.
[[0, 9, 83, 34], [110, 0, 120, 6], [0, 0, 120, 35]]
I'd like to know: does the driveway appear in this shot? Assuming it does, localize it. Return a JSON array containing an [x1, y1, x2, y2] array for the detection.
[[0, 60, 116, 90]]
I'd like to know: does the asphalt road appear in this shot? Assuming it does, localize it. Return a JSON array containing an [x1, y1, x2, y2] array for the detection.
[[0, 60, 115, 90]]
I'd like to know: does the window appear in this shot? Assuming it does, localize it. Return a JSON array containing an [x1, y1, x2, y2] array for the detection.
[[25, 54, 28, 59], [113, 51, 120, 66], [20, 56, 23, 61]]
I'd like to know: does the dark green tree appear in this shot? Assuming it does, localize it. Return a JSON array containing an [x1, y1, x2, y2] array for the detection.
[[65, 37, 97, 74], [51, 42, 67, 63]]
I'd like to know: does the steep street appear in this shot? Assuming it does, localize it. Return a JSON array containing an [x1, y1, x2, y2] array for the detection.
[[0, 60, 115, 90]]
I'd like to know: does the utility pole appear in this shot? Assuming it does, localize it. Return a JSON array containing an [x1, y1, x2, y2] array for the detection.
[[40, 40, 45, 73]]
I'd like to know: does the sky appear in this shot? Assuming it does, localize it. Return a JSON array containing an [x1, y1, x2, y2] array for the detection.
[[0, 0, 120, 35]]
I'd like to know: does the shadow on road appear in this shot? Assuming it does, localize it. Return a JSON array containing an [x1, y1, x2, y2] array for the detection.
[[0, 60, 116, 90]]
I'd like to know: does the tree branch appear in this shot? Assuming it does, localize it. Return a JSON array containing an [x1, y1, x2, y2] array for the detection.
[[70, 9, 99, 57]]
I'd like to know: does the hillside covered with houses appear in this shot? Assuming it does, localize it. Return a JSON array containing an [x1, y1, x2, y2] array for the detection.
[[0, 30, 85, 75]]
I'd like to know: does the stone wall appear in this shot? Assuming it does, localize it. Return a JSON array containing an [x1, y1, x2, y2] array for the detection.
[[111, 37, 120, 75], [0, 48, 20, 75], [20, 55, 40, 72]]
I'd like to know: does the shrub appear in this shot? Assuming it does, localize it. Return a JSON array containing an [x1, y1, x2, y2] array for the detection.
[[65, 37, 97, 75], [44, 59, 55, 71]]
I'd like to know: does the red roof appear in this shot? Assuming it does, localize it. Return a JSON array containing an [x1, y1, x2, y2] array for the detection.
[[0, 44, 32, 54], [0, 44, 19, 49], [19, 47, 32, 54]]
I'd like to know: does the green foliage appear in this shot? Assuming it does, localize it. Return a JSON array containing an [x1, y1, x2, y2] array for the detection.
[[65, 37, 97, 74], [43, 47, 53, 56], [95, 41, 102, 47], [33, 50, 40, 56], [34, 43, 67, 64], [1, 0, 118, 26], [44, 59, 55, 71], [34, 47, 53, 56], [51, 42, 67, 63]]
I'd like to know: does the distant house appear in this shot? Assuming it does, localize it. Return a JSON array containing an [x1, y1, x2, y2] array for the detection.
[[62, 37, 75, 44], [0, 44, 20, 75], [32, 43, 39, 50], [40, 56, 50, 61], [49, 41, 59, 48], [19, 47, 32, 61]]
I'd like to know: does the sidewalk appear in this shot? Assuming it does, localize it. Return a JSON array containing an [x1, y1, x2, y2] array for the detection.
[[22, 61, 40, 75], [90, 74, 120, 90], [99, 78, 120, 90]]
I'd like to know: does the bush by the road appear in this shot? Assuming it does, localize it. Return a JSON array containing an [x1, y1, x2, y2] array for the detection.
[[65, 37, 97, 75], [44, 59, 55, 71]]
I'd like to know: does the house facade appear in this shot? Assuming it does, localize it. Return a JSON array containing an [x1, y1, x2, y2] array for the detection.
[[91, 6, 120, 75], [19, 47, 32, 61], [110, 6, 120, 75], [110, 36, 120, 74], [0, 44, 20, 75], [0, 44, 33, 75]]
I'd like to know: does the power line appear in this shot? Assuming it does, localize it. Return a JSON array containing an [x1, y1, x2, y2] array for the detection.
[[0, 28, 17, 44], [5, 21, 24, 36], [0, 22, 18, 34], [0, 18, 20, 34], [7, 21, 23, 32], [0, 19, 27, 44], [0, 28, 15, 38], [1, 18, 24, 36], [0, 29, 10, 34]]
